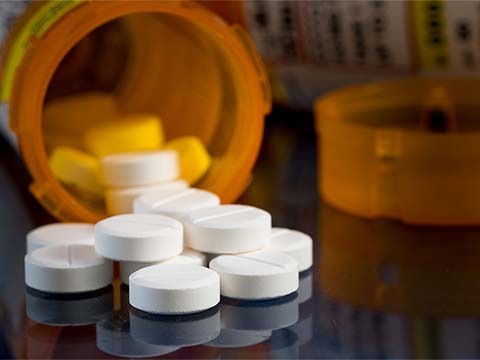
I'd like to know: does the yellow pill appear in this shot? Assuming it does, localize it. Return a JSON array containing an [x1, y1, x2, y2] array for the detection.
[[164, 136, 211, 185], [49, 146, 104, 197], [84, 114, 164, 157]]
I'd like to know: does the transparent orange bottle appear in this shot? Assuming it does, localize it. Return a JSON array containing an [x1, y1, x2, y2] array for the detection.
[[0, 0, 271, 222]]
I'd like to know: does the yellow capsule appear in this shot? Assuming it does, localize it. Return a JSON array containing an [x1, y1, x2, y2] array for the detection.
[[49, 146, 104, 197], [84, 114, 164, 157], [164, 136, 211, 185]]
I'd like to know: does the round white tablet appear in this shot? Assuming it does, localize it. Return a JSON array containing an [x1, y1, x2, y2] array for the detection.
[[26, 223, 94, 254], [133, 188, 220, 220], [209, 251, 298, 300], [25, 244, 113, 293], [184, 205, 271, 254], [100, 150, 179, 187], [266, 228, 313, 272], [105, 180, 188, 215], [120, 248, 207, 285], [129, 263, 220, 314], [94, 214, 183, 262]]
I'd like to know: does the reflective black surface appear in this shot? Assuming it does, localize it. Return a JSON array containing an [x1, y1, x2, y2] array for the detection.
[[2, 108, 480, 358]]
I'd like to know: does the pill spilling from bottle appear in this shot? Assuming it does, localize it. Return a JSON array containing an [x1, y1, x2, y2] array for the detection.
[[24, 93, 314, 315]]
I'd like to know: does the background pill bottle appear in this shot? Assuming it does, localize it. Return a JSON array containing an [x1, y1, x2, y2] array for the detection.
[[0, 0, 271, 223]]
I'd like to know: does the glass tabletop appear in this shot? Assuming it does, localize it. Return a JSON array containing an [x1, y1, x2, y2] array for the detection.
[[1, 108, 480, 359]]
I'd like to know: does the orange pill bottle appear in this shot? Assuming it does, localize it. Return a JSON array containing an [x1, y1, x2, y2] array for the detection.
[[0, 0, 271, 222]]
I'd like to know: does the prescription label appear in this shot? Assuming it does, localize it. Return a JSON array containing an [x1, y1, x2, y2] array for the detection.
[[0, 0, 83, 101], [244, 0, 412, 71], [244, 0, 480, 109]]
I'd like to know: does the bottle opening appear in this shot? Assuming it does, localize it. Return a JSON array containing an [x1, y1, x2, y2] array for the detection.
[[9, 3, 266, 221]]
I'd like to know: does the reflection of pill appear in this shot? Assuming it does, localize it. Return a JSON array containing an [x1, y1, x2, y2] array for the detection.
[[206, 329, 271, 348], [95, 214, 183, 262], [297, 270, 313, 305], [120, 248, 207, 285], [266, 228, 313, 272], [134, 188, 220, 220], [209, 251, 298, 300], [26, 223, 94, 254], [25, 286, 113, 326], [164, 136, 211, 184], [129, 263, 220, 314], [105, 180, 188, 215], [25, 244, 113, 293], [130, 306, 220, 346], [219, 293, 299, 331], [100, 150, 178, 188], [96, 311, 179, 358], [184, 205, 271, 254]]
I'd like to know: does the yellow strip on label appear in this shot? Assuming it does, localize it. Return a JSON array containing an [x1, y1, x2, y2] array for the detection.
[[412, 0, 450, 72], [0, 0, 83, 101]]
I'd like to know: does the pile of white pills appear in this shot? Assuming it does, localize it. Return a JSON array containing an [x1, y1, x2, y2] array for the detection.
[[24, 151, 313, 315]]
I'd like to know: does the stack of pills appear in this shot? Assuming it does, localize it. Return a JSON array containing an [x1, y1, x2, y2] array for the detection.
[[25, 183, 312, 315]]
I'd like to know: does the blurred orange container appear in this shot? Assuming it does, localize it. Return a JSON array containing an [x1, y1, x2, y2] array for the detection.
[[315, 78, 480, 226], [0, 0, 271, 222]]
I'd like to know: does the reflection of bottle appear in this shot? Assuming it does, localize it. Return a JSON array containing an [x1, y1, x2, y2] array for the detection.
[[319, 202, 480, 316], [204, 1, 480, 109]]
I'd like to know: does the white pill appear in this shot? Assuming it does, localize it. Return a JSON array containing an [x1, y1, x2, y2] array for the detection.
[[266, 228, 313, 272], [184, 205, 271, 254], [209, 250, 298, 300], [129, 263, 220, 314], [133, 188, 220, 220], [120, 248, 207, 285], [105, 180, 188, 215], [100, 150, 179, 187], [25, 244, 113, 293], [94, 214, 183, 262], [26, 223, 94, 254]]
